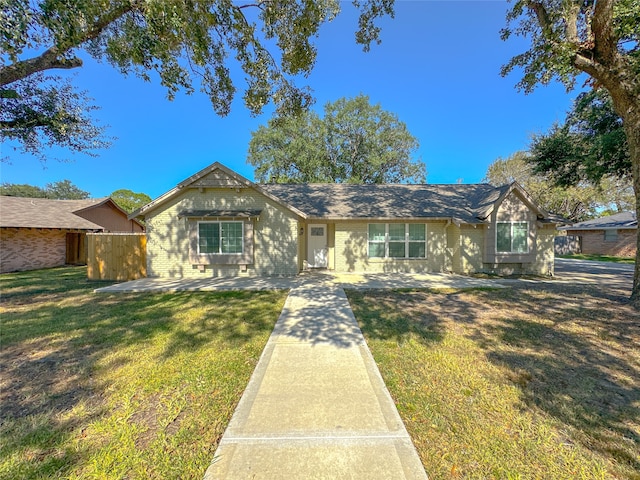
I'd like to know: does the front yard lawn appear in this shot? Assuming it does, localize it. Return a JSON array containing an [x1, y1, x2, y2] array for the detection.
[[0, 267, 287, 479], [558, 253, 635, 264], [348, 284, 639, 479]]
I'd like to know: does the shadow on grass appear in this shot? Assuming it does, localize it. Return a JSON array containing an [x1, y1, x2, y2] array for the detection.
[[471, 285, 640, 474], [0, 266, 284, 479], [348, 282, 640, 477], [348, 290, 448, 346]]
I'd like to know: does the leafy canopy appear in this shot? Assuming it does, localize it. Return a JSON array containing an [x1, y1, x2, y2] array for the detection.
[[501, 0, 640, 95], [110, 189, 152, 213], [1, 74, 110, 162], [1, 0, 395, 161], [248, 94, 425, 184], [529, 89, 631, 187]]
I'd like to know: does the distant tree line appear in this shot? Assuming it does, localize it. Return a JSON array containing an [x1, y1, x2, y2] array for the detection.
[[0, 181, 150, 213]]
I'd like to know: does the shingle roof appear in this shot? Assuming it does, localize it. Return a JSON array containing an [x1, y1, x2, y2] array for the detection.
[[0, 196, 107, 229], [563, 211, 637, 230], [131, 162, 559, 225], [260, 183, 512, 223]]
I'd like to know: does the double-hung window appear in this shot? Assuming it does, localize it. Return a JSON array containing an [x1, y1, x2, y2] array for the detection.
[[368, 224, 426, 258], [496, 222, 528, 253], [604, 229, 618, 242], [198, 221, 243, 254]]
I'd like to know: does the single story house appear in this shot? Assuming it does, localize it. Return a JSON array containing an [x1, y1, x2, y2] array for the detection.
[[0, 196, 144, 273], [131, 162, 560, 278], [560, 211, 637, 258]]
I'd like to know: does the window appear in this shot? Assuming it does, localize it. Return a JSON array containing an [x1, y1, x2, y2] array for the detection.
[[408, 224, 426, 258], [604, 229, 618, 242], [496, 222, 528, 253], [198, 221, 243, 254], [368, 224, 386, 258], [368, 224, 426, 258], [310, 227, 324, 236]]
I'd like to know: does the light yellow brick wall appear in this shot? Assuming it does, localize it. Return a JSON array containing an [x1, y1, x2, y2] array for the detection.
[[446, 224, 461, 273], [496, 192, 532, 221], [145, 188, 300, 278], [333, 221, 448, 273], [532, 225, 556, 276], [460, 225, 484, 273]]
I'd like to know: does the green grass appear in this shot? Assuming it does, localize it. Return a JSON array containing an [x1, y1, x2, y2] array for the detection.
[[0, 267, 287, 479], [558, 253, 635, 264], [348, 285, 640, 479]]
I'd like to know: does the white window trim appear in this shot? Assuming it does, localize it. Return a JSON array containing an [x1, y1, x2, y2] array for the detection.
[[496, 221, 529, 254], [368, 223, 427, 259], [197, 220, 244, 255]]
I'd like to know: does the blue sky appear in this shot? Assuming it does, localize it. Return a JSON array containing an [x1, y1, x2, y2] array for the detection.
[[1, 1, 583, 200]]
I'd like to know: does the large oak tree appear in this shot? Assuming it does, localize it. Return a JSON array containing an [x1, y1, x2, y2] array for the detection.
[[1, 0, 395, 160], [501, 0, 640, 304], [248, 94, 425, 184]]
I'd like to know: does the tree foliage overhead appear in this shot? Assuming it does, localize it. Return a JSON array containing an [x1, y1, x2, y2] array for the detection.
[[529, 89, 631, 187], [1, 0, 395, 160], [501, 0, 640, 304], [501, 0, 639, 97], [1, 74, 110, 162], [248, 94, 425, 184], [0, 179, 90, 199]]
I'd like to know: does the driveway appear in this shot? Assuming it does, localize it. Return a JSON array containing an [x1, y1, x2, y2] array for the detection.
[[553, 257, 634, 291]]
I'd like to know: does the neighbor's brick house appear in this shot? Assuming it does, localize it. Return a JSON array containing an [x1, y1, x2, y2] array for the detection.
[[561, 211, 637, 258], [0, 196, 144, 273]]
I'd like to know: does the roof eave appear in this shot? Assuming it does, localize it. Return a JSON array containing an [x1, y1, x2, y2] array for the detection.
[[304, 216, 486, 224], [561, 225, 637, 231]]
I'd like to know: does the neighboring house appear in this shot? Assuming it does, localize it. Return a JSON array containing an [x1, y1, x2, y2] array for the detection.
[[131, 162, 561, 279], [560, 211, 637, 257], [0, 196, 144, 273]]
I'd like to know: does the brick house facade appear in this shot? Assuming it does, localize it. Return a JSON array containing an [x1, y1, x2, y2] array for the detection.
[[0, 197, 144, 273], [561, 211, 637, 258]]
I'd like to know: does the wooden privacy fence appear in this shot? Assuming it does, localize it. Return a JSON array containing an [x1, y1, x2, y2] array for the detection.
[[88, 233, 146, 281]]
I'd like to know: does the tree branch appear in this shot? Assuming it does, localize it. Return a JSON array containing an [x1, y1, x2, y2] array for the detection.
[[591, 0, 616, 60], [0, 49, 82, 87], [564, 1, 580, 44], [527, 1, 553, 35], [0, 2, 135, 87], [235, 2, 268, 10], [1, 114, 53, 130]]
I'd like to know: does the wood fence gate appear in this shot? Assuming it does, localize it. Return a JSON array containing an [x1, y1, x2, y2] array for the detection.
[[87, 233, 146, 281]]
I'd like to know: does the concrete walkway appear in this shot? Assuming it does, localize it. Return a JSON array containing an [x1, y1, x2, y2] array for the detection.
[[95, 271, 504, 293], [203, 284, 428, 479], [95, 271, 499, 478]]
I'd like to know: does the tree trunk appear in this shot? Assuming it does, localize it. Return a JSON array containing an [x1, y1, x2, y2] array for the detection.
[[622, 110, 640, 307]]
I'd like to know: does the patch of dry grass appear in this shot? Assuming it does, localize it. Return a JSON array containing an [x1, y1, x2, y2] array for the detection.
[[0, 267, 287, 479], [348, 283, 639, 479]]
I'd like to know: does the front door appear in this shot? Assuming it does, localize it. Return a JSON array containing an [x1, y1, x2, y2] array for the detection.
[[307, 224, 328, 268]]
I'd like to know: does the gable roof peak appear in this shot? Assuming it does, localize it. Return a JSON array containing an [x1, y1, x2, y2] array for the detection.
[[130, 161, 308, 220], [177, 162, 253, 189]]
